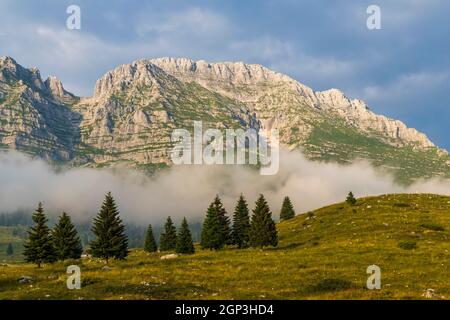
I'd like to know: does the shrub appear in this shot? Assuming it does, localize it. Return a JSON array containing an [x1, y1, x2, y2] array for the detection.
[[308, 278, 354, 293], [394, 203, 411, 208], [398, 240, 417, 250], [420, 223, 445, 232]]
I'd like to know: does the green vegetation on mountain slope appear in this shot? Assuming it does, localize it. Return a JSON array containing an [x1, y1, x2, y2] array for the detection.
[[303, 117, 450, 184], [0, 194, 448, 300]]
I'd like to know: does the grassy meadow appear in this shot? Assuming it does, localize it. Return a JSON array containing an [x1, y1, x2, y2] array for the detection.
[[0, 193, 449, 300]]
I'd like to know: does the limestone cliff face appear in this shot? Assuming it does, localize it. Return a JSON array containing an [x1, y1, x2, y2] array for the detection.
[[0, 57, 80, 161], [0, 56, 448, 181], [73, 60, 254, 166], [150, 57, 435, 149]]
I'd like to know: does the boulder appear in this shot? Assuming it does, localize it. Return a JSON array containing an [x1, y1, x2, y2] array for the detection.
[[18, 275, 33, 284], [160, 253, 178, 260], [101, 265, 111, 271]]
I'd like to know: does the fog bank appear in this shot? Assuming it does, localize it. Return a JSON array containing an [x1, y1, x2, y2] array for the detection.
[[0, 150, 449, 224]]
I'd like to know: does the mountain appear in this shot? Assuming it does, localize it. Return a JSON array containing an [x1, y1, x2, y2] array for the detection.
[[0, 56, 449, 182]]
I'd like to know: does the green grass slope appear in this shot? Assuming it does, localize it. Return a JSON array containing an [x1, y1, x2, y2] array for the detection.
[[0, 194, 448, 300]]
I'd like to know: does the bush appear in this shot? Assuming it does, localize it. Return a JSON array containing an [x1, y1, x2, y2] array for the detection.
[[420, 223, 445, 232], [308, 278, 354, 293], [394, 203, 411, 208], [398, 240, 417, 250]]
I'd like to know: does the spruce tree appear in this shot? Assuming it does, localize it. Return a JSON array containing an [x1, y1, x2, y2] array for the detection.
[[201, 202, 225, 250], [23, 203, 56, 267], [144, 224, 157, 253], [212, 195, 232, 245], [232, 194, 251, 248], [6, 243, 13, 256], [52, 212, 82, 260], [176, 217, 195, 254], [249, 194, 278, 248], [159, 216, 177, 251], [280, 196, 296, 221], [346, 192, 357, 205], [90, 192, 129, 263]]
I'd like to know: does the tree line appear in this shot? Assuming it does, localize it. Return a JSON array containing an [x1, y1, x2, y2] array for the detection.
[[22, 192, 298, 267]]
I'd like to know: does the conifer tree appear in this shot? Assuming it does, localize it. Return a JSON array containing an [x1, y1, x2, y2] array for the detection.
[[232, 194, 251, 248], [346, 192, 357, 205], [249, 194, 278, 248], [6, 243, 13, 256], [280, 196, 296, 221], [90, 192, 128, 263], [144, 224, 157, 253], [52, 212, 82, 260], [23, 203, 56, 267], [159, 216, 177, 251], [200, 202, 225, 250], [176, 217, 195, 254], [212, 195, 232, 245]]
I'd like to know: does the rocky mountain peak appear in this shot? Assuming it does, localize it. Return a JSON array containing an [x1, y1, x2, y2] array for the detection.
[[44, 76, 73, 98], [93, 60, 172, 98], [0, 56, 47, 92], [150, 57, 294, 85], [0, 56, 19, 70]]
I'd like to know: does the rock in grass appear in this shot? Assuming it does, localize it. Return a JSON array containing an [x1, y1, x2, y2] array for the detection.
[[18, 275, 33, 283], [422, 289, 436, 299], [160, 253, 178, 260], [101, 265, 111, 271]]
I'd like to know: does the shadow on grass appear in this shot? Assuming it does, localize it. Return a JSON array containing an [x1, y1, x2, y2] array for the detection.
[[104, 282, 215, 299], [306, 278, 355, 293]]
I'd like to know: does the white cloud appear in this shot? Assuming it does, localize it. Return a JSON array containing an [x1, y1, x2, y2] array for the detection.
[[360, 70, 450, 102], [230, 36, 356, 87], [136, 8, 231, 37], [1, 149, 448, 225]]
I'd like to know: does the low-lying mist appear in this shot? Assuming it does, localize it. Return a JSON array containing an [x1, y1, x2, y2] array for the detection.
[[0, 150, 449, 224]]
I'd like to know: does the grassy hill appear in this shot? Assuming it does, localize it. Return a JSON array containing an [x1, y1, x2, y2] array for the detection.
[[0, 194, 448, 300]]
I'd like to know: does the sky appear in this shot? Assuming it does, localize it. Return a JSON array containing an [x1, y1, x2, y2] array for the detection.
[[0, 0, 449, 150]]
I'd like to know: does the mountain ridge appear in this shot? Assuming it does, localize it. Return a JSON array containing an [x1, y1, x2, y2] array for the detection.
[[0, 56, 449, 182]]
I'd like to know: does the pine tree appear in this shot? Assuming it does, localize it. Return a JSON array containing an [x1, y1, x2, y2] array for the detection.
[[212, 195, 232, 245], [280, 196, 295, 221], [232, 194, 251, 248], [159, 216, 177, 251], [346, 192, 357, 205], [201, 202, 224, 250], [23, 203, 56, 267], [176, 217, 195, 254], [52, 212, 83, 260], [90, 192, 129, 263], [144, 224, 157, 253], [249, 194, 278, 248], [6, 243, 13, 256]]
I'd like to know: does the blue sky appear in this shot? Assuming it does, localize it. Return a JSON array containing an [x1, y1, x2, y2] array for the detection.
[[1, 0, 449, 150]]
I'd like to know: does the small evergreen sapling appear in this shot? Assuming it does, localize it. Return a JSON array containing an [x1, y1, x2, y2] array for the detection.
[[212, 195, 232, 245], [52, 212, 83, 260], [144, 224, 157, 253], [176, 217, 195, 254], [249, 194, 278, 248], [232, 194, 251, 248], [346, 192, 357, 205], [159, 216, 177, 251], [23, 203, 56, 267], [6, 243, 13, 256], [90, 192, 129, 264], [280, 196, 295, 221], [201, 202, 225, 250]]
